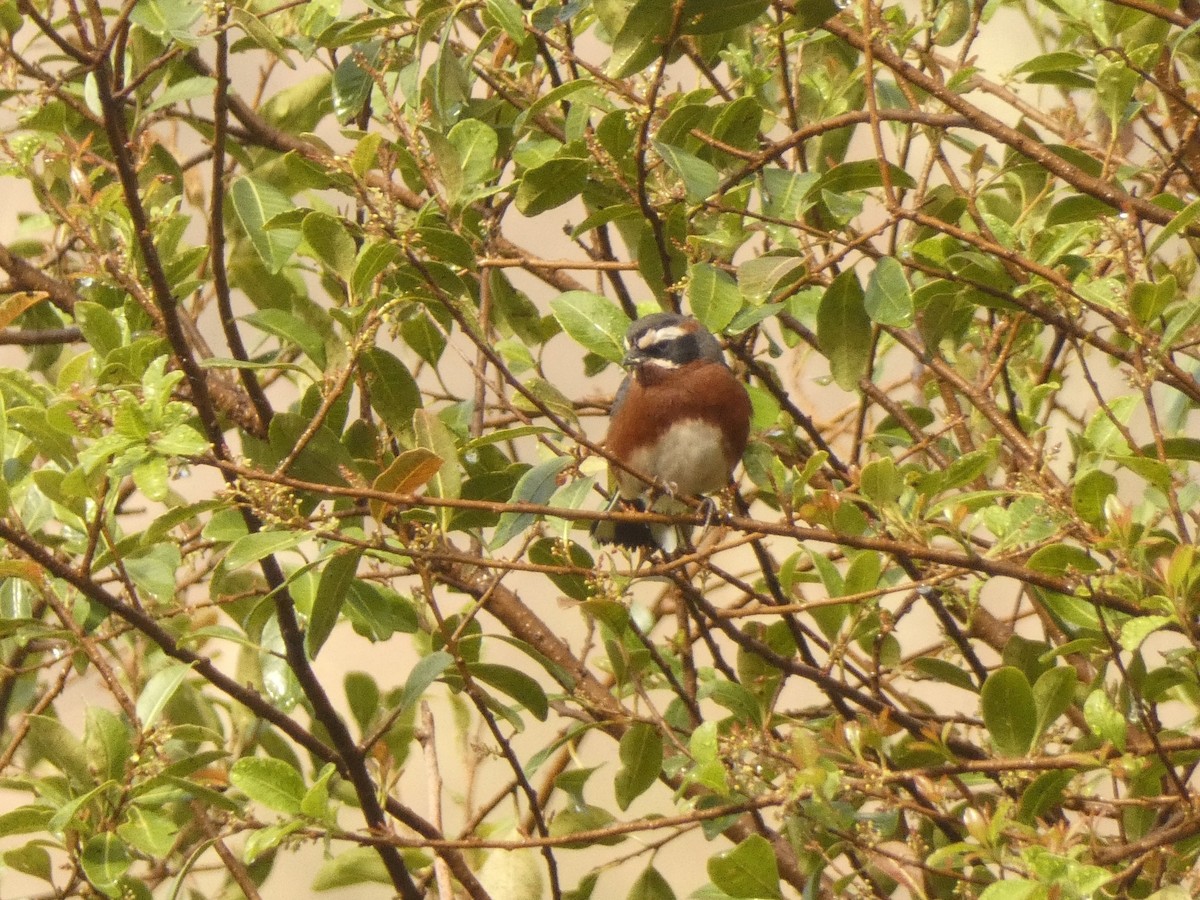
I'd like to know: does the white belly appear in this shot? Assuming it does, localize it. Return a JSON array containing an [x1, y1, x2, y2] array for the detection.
[[617, 419, 729, 498]]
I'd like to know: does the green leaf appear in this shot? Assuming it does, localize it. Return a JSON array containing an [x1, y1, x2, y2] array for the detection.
[[912, 657, 977, 692], [608, 0, 672, 77], [4, 844, 52, 883], [229, 175, 301, 273], [859, 456, 901, 505], [1119, 615, 1171, 652], [761, 168, 818, 221], [688, 263, 742, 332], [331, 42, 379, 124], [230, 756, 306, 814], [790, 0, 840, 27], [118, 806, 180, 857], [231, 6, 293, 65], [863, 256, 913, 327], [491, 456, 574, 548], [486, 0, 526, 41], [225, 530, 307, 570], [817, 269, 870, 390], [1097, 59, 1139, 126], [550, 292, 629, 363], [312, 845, 394, 889], [628, 865, 677, 900], [1032, 666, 1077, 740], [1129, 275, 1176, 326], [415, 227, 476, 270], [26, 715, 93, 788], [74, 301, 123, 356], [0, 2, 24, 37], [477, 848, 546, 897], [301, 763, 336, 822], [399, 309, 448, 365], [448, 119, 499, 192], [423, 128, 464, 202], [1144, 436, 1200, 461], [302, 212, 357, 279], [707, 834, 782, 899], [653, 140, 720, 202], [1143, 889, 1192, 900], [1013, 51, 1091, 87], [981, 667, 1037, 756], [352, 240, 401, 301], [548, 804, 624, 848], [424, 37, 470, 127], [686, 721, 729, 794], [614, 722, 663, 810], [1026, 543, 1098, 576], [80, 833, 131, 892], [682, 0, 769, 33], [528, 538, 596, 601], [737, 254, 805, 304], [702, 681, 760, 730], [243, 308, 327, 368], [413, 409, 461, 503], [1148, 194, 1200, 257], [1045, 195, 1117, 226], [0, 806, 53, 838], [344, 671, 381, 733], [360, 347, 422, 435], [267, 411, 353, 487], [132, 456, 169, 502], [516, 157, 590, 215], [979, 881, 1043, 900], [1084, 689, 1127, 750], [243, 820, 305, 863], [129, 0, 200, 44], [519, 81, 596, 134], [915, 441, 997, 496], [1017, 769, 1076, 825], [843, 550, 882, 598], [1071, 469, 1116, 528], [136, 663, 194, 731], [808, 159, 917, 197], [468, 661, 549, 721], [154, 422, 209, 456], [400, 650, 454, 711], [307, 550, 362, 659]]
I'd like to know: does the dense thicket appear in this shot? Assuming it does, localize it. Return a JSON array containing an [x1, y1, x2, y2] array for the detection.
[[3, 0, 1200, 897]]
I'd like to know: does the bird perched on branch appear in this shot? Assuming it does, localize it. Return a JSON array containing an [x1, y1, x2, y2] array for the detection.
[[592, 312, 752, 551]]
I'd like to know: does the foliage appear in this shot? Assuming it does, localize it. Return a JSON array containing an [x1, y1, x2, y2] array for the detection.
[[2, 0, 1200, 896]]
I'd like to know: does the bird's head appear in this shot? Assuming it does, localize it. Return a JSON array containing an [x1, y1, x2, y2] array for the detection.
[[621, 313, 726, 371]]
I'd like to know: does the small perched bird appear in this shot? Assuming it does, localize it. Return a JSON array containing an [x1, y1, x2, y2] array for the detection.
[[593, 313, 752, 551]]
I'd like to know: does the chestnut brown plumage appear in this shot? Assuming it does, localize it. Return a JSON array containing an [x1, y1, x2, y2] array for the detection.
[[593, 313, 751, 550]]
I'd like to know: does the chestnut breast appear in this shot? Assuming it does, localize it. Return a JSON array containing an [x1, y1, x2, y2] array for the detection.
[[604, 359, 751, 499]]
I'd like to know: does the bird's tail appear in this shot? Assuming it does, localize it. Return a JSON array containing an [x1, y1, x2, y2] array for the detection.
[[592, 496, 690, 553]]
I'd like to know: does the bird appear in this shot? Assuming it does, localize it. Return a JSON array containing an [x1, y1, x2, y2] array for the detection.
[[592, 312, 752, 551]]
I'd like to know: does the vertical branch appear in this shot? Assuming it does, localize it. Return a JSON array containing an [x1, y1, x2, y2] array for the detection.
[[419, 703, 455, 900], [91, 42, 424, 900], [209, 0, 273, 434], [91, 59, 229, 455], [632, 0, 690, 309]]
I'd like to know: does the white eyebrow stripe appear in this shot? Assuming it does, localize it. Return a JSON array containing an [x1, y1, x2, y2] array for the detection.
[[633, 325, 687, 350]]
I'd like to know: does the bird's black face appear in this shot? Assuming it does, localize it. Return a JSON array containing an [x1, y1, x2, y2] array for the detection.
[[623, 314, 724, 370]]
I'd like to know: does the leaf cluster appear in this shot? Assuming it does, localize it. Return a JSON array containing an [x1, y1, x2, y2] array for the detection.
[[3, 0, 1200, 897]]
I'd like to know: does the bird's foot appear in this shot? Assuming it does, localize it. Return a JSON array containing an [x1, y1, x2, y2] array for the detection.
[[698, 496, 721, 529]]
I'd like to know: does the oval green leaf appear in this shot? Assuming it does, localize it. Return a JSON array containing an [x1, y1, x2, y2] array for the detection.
[[980, 666, 1037, 757]]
